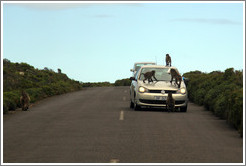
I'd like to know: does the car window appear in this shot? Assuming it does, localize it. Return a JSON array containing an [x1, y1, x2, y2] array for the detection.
[[138, 68, 171, 81], [135, 69, 140, 80], [134, 63, 155, 71], [135, 65, 141, 73]]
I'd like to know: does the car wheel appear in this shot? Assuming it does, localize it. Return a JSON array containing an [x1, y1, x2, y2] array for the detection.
[[180, 105, 187, 112], [130, 100, 134, 109], [134, 102, 141, 111]]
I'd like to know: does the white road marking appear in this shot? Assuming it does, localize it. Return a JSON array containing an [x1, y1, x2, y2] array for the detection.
[[119, 110, 124, 120], [123, 96, 126, 101], [110, 159, 119, 163]]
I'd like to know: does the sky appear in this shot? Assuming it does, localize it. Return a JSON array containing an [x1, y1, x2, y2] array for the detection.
[[2, 1, 245, 83]]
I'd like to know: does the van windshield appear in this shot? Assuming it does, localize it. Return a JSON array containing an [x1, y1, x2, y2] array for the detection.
[[139, 68, 171, 81], [135, 63, 155, 72]]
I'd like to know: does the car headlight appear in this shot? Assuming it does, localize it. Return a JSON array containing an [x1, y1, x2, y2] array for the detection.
[[138, 86, 148, 93], [179, 88, 186, 94]]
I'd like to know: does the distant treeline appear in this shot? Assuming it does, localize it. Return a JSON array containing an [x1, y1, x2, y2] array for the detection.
[[114, 78, 131, 86], [183, 68, 243, 137], [81, 82, 113, 87]]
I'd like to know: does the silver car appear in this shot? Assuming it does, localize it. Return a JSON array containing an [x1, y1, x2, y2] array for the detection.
[[130, 65, 188, 112]]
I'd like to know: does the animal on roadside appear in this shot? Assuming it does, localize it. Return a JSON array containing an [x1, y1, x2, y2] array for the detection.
[[165, 54, 171, 66], [166, 92, 175, 112], [141, 70, 158, 83], [20, 90, 30, 111], [170, 68, 182, 88]]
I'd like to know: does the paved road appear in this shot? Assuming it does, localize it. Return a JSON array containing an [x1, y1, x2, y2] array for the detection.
[[3, 87, 243, 163]]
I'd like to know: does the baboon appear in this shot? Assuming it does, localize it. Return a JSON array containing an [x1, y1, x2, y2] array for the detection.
[[58, 68, 62, 74], [166, 92, 175, 112], [170, 68, 182, 88], [20, 90, 30, 111], [141, 70, 158, 83], [166, 54, 171, 66]]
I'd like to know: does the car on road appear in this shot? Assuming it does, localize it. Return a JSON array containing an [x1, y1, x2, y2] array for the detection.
[[129, 65, 188, 112], [130, 62, 156, 77]]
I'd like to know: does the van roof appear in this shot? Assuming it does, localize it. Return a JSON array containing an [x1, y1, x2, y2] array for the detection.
[[140, 65, 177, 69], [134, 62, 156, 64]]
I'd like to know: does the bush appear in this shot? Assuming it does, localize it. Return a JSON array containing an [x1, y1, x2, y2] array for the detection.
[[3, 91, 21, 113], [26, 88, 46, 103], [204, 88, 219, 111], [183, 68, 243, 137], [227, 88, 243, 136], [42, 86, 56, 97], [194, 88, 206, 105], [214, 95, 228, 118]]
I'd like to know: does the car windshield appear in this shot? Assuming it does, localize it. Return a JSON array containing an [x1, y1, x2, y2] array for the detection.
[[135, 63, 155, 72], [139, 68, 171, 81]]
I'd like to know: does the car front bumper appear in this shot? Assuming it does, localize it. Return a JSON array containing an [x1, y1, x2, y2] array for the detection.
[[136, 92, 188, 107]]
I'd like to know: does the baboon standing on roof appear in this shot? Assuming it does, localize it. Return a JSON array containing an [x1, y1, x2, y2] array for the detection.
[[166, 54, 171, 66], [20, 90, 30, 111]]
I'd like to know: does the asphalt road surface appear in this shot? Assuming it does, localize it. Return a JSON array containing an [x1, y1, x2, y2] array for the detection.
[[3, 87, 243, 163]]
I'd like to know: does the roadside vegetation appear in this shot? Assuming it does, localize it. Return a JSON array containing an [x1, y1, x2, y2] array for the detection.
[[183, 68, 243, 137], [3, 59, 84, 114]]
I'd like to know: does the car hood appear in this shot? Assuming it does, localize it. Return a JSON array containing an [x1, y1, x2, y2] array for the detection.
[[137, 80, 184, 90]]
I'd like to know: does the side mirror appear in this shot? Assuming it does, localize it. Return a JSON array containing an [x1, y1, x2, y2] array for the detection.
[[130, 69, 134, 72], [130, 77, 136, 81], [183, 77, 189, 86]]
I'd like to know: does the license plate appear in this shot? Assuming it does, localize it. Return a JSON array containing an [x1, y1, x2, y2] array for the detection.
[[154, 96, 167, 100]]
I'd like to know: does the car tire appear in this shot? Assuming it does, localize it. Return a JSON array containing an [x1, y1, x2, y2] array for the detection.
[[134, 104, 141, 111], [133, 92, 140, 111], [180, 105, 187, 112], [134, 102, 141, 111], [130, 100, 134, 109]]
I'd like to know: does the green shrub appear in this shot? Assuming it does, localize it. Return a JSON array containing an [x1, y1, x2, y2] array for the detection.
[[194, 88, 206, 105], [203, 88, 219, 112], [184, 68, 243, 137], [227, 89, 243, 132], [42, 85, 56, 97], [224, 68, 234, 80], [214, 95, 228, 119], [3, 91, 21, 113], [26, 88, 45, 103]]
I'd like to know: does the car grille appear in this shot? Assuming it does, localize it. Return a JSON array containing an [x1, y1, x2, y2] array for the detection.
[[148, 90, 177, 94], [139, 99, 186, 105]]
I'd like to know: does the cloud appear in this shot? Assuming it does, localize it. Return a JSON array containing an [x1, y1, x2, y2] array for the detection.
[[92, 14, 113, 18], [170, 18, 242, 25], [6, 3, 97, 10], [5, 3, 143, 11]]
